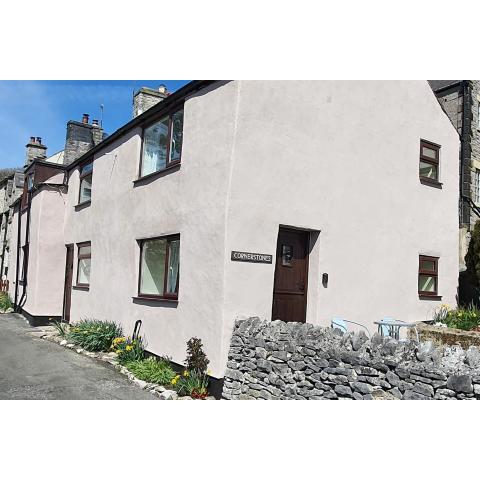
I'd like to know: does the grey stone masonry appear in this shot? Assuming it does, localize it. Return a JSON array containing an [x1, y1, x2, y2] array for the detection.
[[25, 137, 47, 166], [222, 317, 480, 400], [63, 119, 104, 165], [133, 86, 168, 118]]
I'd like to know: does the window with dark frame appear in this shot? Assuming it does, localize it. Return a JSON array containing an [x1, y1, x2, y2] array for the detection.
[[418, 255, 438, 297], [26, 174, 34, 191], [138, 234, 180, 299], [76, 242, 91, 287], [140, 109, 184, 178], [419, 139, 440, 183], [78, 161, 93, 205]]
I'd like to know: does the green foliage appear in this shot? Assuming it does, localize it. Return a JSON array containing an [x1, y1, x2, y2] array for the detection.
[[433, 303, 480, 331], [465, 221, 480, 288], [111, 336, 145, 365], [67, 319, 122, 351], [52, 320, 69, 338], [171, 369, 209, 399], [185, 337, 209, 373], [0, 293, 13, 311], [125, 357, 176, 385]]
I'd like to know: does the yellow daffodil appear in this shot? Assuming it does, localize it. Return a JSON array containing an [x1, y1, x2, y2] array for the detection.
[[126, 345, 133, 351], [183, 370, 189, 377]]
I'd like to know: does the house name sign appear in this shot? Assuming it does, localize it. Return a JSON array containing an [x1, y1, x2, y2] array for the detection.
[[231, 251, 273, 264]]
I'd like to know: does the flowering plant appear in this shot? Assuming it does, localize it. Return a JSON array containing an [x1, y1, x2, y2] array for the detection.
[[111, 336, 144, 364], [433, 303, 480, 331], [172, 369, 210, 399]]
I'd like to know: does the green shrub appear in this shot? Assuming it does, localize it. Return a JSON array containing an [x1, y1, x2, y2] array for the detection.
[[433, 303, 480, 331], [185, 337, 209, 373], [125, 357, 176, 385], [465, 221, 480, 288], [52, 320, 69, 338], [111, 336, 145, 364], [67, 319, 122, 351], [0, 293, 13, 311]]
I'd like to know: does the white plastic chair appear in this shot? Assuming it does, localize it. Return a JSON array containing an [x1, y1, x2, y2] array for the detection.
[[331, 317, 371, 338]]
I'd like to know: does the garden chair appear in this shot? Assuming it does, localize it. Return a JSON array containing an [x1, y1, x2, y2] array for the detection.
[[331, 317, 371, 338]]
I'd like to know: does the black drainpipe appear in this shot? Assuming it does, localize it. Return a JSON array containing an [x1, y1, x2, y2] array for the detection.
[[13, 202, 22, 311], [460, 80, 472, 226]]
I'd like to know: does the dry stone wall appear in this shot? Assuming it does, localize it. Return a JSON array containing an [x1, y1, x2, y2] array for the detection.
[[222, 318, 480, 400]]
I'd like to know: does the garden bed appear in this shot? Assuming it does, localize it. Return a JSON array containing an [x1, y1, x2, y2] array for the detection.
[[415, 322, 480, 350], [32, 323, 215, 400]]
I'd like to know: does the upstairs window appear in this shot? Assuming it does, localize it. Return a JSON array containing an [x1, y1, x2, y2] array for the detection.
[[76, 242, 91, 287], [138, 235, 180, 299], [78, 161, 93, 204], [419, 140, 440, 183], [26, 175, 34, 191], [418, 255, 438, 297], [140, 109, 184, 177]]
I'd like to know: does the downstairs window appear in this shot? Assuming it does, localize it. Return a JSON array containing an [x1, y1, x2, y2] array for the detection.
[[138, 235, 180, 299]]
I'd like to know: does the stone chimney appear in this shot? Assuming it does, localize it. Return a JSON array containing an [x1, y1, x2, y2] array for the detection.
[[133, 84, 169, 118], [25, 136, 47, 166], [63, 114, 104, 165]]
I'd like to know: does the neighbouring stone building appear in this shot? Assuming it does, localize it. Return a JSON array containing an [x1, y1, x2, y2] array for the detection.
[[0, 170, 24, 279], [429, 81, 480, 278], [6, 81, 460, 386]]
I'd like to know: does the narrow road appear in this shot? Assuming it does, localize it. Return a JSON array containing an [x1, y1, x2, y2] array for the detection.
[[0, 313, 156, 400]]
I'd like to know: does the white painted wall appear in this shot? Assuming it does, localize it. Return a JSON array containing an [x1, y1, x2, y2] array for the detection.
[[219, 81, 459, 369], [64, 82, 239, 376], [8, 188, 66, 316]]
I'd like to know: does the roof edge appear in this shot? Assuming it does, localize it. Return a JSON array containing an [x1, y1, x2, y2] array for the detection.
[[66, 80, 218, 172]]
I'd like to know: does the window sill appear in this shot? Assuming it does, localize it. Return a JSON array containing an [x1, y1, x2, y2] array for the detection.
[[73, 285, 90, 291], [132, 295, 178, 304], [419, 294, 442, 300], [74, 200, 91, 211], [133, 162, 181, 186], [420, 177, 443, 189]]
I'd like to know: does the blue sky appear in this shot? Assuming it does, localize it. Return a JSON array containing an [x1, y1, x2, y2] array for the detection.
[[0, 80, 190, 169]]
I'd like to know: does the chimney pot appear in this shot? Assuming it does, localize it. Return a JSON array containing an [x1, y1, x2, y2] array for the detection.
[[30, 136, 36, 144], [158, 84, 167, 94], [82, 113, 89, 124], [92, 119, 99, 126], [36, 137, 42, 144]]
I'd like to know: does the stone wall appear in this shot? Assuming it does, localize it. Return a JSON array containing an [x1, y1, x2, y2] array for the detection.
[[222, 318, 480, 400]]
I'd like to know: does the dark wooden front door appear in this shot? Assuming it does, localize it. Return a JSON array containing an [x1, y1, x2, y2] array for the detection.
[[62, 244, 74, 323], [272, 228, 309, 323]]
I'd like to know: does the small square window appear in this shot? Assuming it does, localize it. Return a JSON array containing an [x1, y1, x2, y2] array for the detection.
[[281, 245, 294, 266], [76, 242, 91, 286], [419, 140, 440, 183], [78, 161, 93, 205], [418, 255, 439, 297]]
